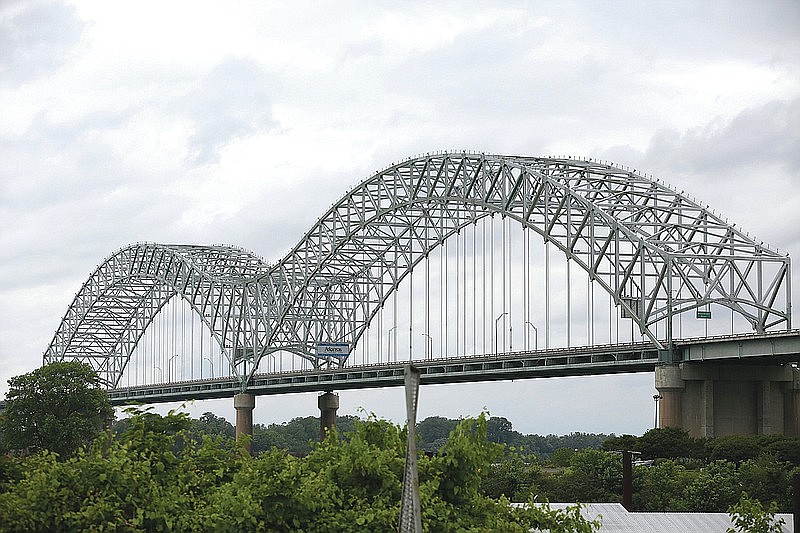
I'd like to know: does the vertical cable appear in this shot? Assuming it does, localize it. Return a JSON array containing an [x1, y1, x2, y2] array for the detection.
[[426, 252, 430, 358], [456, 229, 460, 355], [507, 218, 512, 351], [502, 216, 507, 351], [442, 239, 450, 357], [440, 239, 444, 358], [482, 217, 486, 354], [393, 281, 398, 362], [523, 227, 528, 350], [545, 240, 550, 349], [378, 308, 383, 364], [461, 228, 467, 354], [191, 307, 194, 380], [589, 277, 595, 345], [490, 217, 495, 350], [567, 258, 571, 349], [409, 266, 413, 361], [472, 223, 477, 356]]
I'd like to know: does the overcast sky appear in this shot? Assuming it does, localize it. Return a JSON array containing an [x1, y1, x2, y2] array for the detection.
[[1, 0, 798, 436]]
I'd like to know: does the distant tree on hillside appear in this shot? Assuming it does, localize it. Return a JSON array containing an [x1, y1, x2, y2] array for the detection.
[[192, 412, 235, 438], [417, 416, 458, 452]]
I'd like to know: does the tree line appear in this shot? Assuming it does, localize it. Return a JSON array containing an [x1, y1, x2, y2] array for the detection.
[[163, 412, 610, 458], [1, 361, 795, 530], [0, 361, 598, 531]]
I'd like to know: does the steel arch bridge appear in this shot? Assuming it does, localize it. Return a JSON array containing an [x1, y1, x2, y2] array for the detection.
[[43, 153, 792, 390]]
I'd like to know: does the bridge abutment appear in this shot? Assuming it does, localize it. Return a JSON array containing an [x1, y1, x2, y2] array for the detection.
[[234, 392, 255, 453], [656, 363, 800, 437], [318, 391, 339, 440]]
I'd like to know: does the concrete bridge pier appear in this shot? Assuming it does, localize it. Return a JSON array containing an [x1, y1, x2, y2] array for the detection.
[[234, 392, 255, 453], [656, 363, 800, 437], [319, 391, 339, 441]]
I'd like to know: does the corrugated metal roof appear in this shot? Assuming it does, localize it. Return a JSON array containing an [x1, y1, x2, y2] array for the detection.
[[533, 503, 793, 532]]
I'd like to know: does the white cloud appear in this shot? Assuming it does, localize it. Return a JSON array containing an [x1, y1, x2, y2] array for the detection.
[[1, 0, 798, 434]]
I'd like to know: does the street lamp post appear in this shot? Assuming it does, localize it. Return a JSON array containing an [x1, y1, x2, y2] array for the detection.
[[154, 365, 163, 382], [168, 354, 179, 382], [525, 321, 538, 351], [494, 312, 508, 354], [421, 333, 433, 359], [653, 394, 663, 429], [387, 326, 397, 362], [204, 357, 214, 378]]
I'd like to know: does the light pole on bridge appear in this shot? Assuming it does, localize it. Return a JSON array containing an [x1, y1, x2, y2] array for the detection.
[[494, 312, 508, 355], [168, 354, 179, 382], [525, 321, 539, 351], [421, 333, 433, 359], [387, 326, 397, 362], [203, 357, 214, 378]]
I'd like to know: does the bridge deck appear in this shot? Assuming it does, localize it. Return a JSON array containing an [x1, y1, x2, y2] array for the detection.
[[106, 331, 800, 406]]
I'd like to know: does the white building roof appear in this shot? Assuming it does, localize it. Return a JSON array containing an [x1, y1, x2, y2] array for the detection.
[[535, 503, 793, 533]]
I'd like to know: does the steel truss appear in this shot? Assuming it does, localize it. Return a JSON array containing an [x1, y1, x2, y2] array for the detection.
[[43, 153, 792, 388]]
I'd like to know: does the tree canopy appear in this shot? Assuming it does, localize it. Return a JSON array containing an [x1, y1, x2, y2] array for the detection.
[[0, 409, 599, 532], [1, 361, 113, 457]]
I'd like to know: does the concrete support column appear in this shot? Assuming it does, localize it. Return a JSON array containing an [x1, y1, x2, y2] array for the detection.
[[758, 380, 773, 435], [700, 379, 715, 438], [234, 392, 255, 454], [318, 391, 339, 441], [784, 367, 800, 437], [655, 364, 684, 429], [659, 362, 794, 437]]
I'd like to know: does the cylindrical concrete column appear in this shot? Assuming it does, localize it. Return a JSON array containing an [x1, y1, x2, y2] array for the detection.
[[234, 392, 255, 454], [784, 367, 800, 437], [655, 364, 684, 429], [318, 391, 339, 441]]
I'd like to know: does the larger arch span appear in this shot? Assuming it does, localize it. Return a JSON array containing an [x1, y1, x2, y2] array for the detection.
[[44, 153, 792, 388]]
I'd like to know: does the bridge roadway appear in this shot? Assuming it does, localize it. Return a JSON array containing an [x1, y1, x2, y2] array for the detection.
[[107, 330, 800, 406]]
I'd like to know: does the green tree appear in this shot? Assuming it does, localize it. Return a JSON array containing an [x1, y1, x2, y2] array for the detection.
[[482, 455, 544, 502], [737, 455, 793, 511], [680, 460, 742, 512], [549, 449, 622, 503], [0, 409, 599, 532], [633, 459, 694, 511], [192, 412, 235, 438], [602, 434, 639, 453], [416, 416, 458, 453], [636, 427, 702, 460], [1, 361, 113, 457], [727, 492, 785, 533], [551, 447, 576, 467], [487, 416, 522, 445]]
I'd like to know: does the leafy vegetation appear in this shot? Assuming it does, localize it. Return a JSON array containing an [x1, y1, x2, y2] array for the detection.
[[1, 363, 795, 527], [0, 408, 599, 532], [726, 492, 786, 533], [481, 427, 800, 513], [0, 361, 113, 457]]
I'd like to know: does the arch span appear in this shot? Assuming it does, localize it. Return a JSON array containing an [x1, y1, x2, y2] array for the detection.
[[44, 153, 792, 388]]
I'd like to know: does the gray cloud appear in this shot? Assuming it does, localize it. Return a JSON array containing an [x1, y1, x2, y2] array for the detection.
[[643, 97, 800, 176], [0, 0, 84, 86], [1, 1, 798, 434], [184, 58, 277, 165]]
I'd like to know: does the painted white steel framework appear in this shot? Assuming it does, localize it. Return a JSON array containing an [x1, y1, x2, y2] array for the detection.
[[43, 153, 792, 388]]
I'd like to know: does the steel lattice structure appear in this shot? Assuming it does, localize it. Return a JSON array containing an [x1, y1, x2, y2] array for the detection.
[[44, 153, 792, 388]]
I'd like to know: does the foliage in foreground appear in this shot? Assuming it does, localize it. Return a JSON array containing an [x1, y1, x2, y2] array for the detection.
[[727, 493, 785, 533], [0, 409, 599, 532]]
